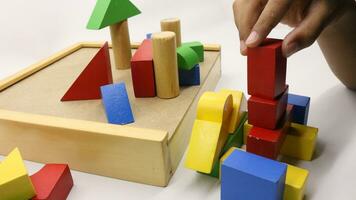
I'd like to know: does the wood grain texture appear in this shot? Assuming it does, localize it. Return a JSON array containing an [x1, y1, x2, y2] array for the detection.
[[160, 18, 182, 47], [110, 20, 132, 69]]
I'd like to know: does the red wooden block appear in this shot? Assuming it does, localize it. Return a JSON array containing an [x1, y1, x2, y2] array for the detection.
[[131, 39, 156, 97], [31, 164, 74, 200], [247, 105, 293, 160], [61, 42, 113, 101], [247, 38, 287, 99], [248, 85, 289, 129]]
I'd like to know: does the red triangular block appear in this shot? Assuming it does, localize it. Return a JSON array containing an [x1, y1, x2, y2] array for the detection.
[[61, 42, 113, 101], [31, 164, 74, 200]]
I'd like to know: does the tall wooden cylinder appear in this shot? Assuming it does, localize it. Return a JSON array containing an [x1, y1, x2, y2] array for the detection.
[[152, 32, 180, 99], [160, 18, 182, 47], [110, 20, 132, 69]]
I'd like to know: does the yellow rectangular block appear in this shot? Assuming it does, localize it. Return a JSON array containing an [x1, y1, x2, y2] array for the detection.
[[243, 120, 253, 145], [281, 123, 318, 161], [0, 148, 36, 200], [284, 165, 309, 200]]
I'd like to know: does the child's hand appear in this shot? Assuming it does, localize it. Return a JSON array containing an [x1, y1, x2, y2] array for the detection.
[[233, 0, 353, 57]]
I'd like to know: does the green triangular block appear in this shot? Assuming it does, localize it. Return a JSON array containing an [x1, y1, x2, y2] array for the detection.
[[87, 0, 141, 30]]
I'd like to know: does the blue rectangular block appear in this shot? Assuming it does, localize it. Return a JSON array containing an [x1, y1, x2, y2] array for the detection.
[[100, 83, 134, 125], [288, 93, 310, 125], [221, 149, 287, 200], [146, 33, 152, 39], [178, 64, 200, 86]]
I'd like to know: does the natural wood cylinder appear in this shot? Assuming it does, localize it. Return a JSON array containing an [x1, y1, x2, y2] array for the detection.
[[110, 20, 132, 69], [160, 18, 182, 47], [152, 32, 180, 99]]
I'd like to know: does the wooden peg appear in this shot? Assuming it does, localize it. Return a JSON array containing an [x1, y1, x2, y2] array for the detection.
[[152, 32, 180, 99], [110, 19, 132, 69], [160, 18, 182, 47]]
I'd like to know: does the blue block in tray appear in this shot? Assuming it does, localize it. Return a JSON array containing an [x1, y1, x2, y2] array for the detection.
[[178, 64, 200, 86], [146, 33, 152, 39], [288, 93, 310, 125], [100, 83, 134, 125], [221, 149, 287, 200]]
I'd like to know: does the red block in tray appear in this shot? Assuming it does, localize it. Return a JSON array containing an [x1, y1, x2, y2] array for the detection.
[[131, 39, 156, 97], [247, 105, 293, 160], [31, 164, 74, 200], [248, 86, 289, 129], [247, 38, 287, 99]]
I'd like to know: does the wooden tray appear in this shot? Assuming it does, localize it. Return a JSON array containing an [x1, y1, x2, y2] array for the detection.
[[0, 41, 221, 187]]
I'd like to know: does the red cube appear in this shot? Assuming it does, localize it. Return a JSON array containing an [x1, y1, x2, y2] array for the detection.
[[248, 86, 289, 129], [248, 38, 286, 99]]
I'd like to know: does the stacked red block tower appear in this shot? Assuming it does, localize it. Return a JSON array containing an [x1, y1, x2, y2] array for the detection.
[[246, 38, 291, 160]]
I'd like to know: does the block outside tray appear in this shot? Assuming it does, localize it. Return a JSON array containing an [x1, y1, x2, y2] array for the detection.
[[0, 42, 221, 187]]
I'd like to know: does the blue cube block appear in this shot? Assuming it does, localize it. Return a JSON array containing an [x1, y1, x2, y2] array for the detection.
[[221, 149, 287, 200], [288, 93, 310, 125], [178, 64, 200, 86], [100, 83, 134, 125], [146, 33, 152, 39]]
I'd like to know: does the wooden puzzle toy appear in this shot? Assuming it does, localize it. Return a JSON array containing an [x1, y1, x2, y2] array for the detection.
[[219, 89, 247, 134], [160, 18, 182, 47], [248, 85, 289, 129], [31, 164, 74, 200], [87, 0, 141, 69], [221, 149, 287, 200], [247, 38, 287, 99], [177, 45, 200, 70], [185, 92, 233, 173], [284, 165, 309, 200], [0, 148, 36, 200], [152, 32, 180, 99], [288, 93, 311, 125], [178, 65, 200, 86], [247, 105, 292, 159], [281, 123, 318, 161], [61, 42, 113, 101], [131, 39, 156, 97], [100, 82, 134, 125], [182, 41, 204, 62]]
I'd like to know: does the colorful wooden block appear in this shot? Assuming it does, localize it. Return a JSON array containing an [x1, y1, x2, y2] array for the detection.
[[247, 38, 287, 99], [248, 86, 289, 129], [87, 0, 141, 29], [243, 120, 253, 145], [221, 149, 287, 200], [247, 105, 292, 159], [146, 33, 152, 39], [131, 39, 156, 97], [31, 164, 74, 200], [288, 93, 311, 125], [100, 83, 134, 125], [182, 41, 204, 62], [177, 45, 200, 70], [281, 123, 318, 161], [178, 64, 200, 86], [219, 89, 247, 133], [284, 165, 309, 200], [61, 42, 113, 101], [0, 148, 36, 200], [185, 92, 233, 173]]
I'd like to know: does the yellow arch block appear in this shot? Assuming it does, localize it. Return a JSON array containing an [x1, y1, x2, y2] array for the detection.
[[0, 148, 36, 200], [281, 123, 318, 161], [185, 92, 233, 173], [219, 89, 247, 133], [284, 165, 309, 200]]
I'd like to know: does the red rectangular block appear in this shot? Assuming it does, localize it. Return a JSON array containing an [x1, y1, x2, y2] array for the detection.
[[247, 105, 293, 160], [247, 38, 287, 99], [131, 39, 156, 97], [248, 86, 289, 129]]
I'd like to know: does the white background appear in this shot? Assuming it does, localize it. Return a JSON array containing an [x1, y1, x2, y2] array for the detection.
[[1, 0, 356, 199]]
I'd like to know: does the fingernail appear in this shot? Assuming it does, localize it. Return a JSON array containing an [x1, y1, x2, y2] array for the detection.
[[240, 40, 247, 55], [245, 31, 259, 46], [285, 42, 299, 57]]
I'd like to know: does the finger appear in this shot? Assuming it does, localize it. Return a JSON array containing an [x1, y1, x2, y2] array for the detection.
[[233, 0, 266, 55], [283, 0, 336, 57], [245, 0, 293, 47]]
